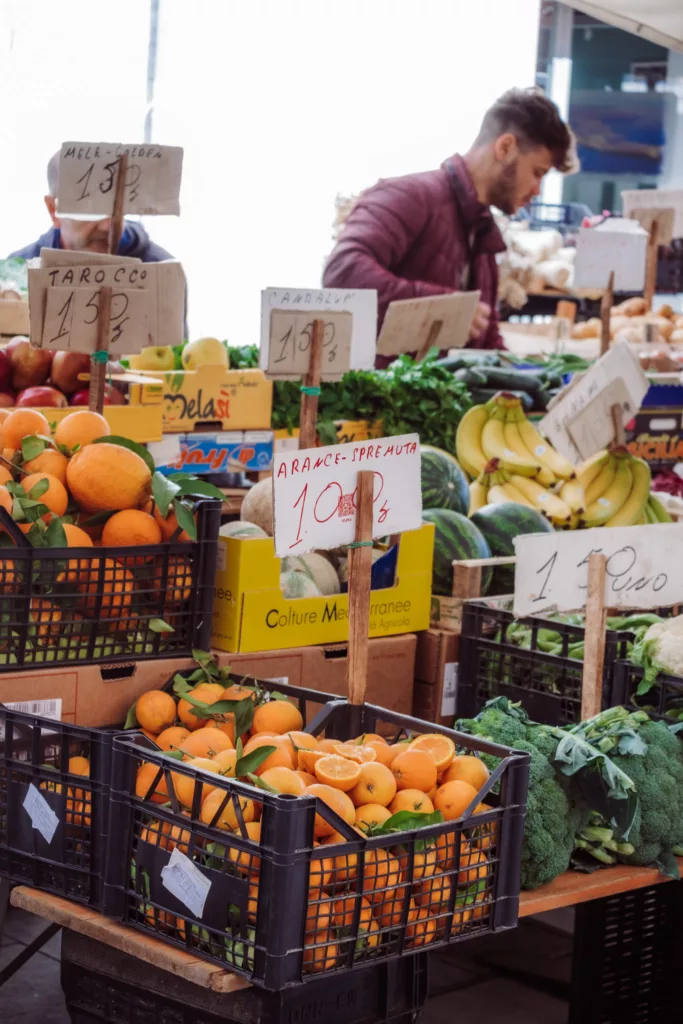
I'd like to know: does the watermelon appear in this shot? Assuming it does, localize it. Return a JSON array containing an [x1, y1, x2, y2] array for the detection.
[[420, 446, 469, 516], [422, 509, 492, 595], [471, 502, 553, 594]]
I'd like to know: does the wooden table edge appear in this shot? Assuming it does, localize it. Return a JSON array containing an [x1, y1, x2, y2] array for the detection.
[[519, 860, 682, 917]]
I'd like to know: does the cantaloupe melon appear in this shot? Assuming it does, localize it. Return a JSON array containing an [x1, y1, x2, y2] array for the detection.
[[219, 521, 268, 539], [240, 479, 273, 535], [281, 552, 340, 596], [280, 571, 322, 599], [338, 548, 383, 583]]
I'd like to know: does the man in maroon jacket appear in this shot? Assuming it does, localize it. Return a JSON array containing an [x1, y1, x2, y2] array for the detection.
[[323, 88, 574, 365]]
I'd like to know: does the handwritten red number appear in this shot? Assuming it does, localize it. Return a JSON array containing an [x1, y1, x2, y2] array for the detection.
[[378, 500, 389, 525], [290, 483, 308, 548], [314, 482, 342, 523]]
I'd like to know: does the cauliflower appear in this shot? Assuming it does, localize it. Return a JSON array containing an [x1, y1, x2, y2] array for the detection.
[[631, 615, 683, 694]]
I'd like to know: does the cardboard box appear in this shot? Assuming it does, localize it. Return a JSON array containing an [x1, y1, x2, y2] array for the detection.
[[0, 297, 29, 336], [0, 657, 195, 728], [129, 366, 273, 433], [35, 404, 163, 444], [413, 628, 460, 726], [212, 525, 434, 653], [154, 430, 273, 476], [626, 405, 683, 471], [274, 420, 383, 453], [216, 633, 416, 719]]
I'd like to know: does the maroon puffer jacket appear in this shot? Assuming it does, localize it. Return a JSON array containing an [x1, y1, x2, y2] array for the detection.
[[323, 155, 507, 366]]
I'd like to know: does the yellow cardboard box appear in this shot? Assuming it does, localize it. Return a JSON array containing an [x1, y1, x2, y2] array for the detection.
[[212, 524, 434, 652], [274, 420, 382, 452], [37, 404, 163, 443], [128, 366, 272, 433]]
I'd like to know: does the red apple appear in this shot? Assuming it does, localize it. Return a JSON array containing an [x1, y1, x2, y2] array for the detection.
[[5, 337, 53, 390], [0, 391, 15, 408], [70, 385, 125, 406], [0, 349, 11, 392], [16, 386, 68, 408], [50, 351, 91, 395]]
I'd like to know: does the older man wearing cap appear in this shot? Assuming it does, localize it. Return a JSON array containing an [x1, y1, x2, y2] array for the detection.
[[9, 151, 175, 262]]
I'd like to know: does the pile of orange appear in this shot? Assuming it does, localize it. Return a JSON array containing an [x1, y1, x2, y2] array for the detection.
[[0, 408, 197, 644], [132, 681, 496, 971]]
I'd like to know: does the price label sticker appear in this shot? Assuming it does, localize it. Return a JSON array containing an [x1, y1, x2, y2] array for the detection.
[[161, 847, 211, 918], [23, 783, 60, 844], [513, 524, 683, 617], [57, 142, 183, 217], [260, 288, 376, 381], [272, 434, 421, 557]]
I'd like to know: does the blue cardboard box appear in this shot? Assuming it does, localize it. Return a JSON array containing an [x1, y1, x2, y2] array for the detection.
[[150, 430, 273, 476]]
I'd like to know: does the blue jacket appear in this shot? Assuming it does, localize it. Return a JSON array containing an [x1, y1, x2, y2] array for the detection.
[[9, 221, 174, 263]]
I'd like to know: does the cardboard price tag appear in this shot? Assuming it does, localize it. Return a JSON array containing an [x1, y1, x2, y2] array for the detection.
[[273, 434, 421, 557], [513, 524, 683, 617], [377, 291, 480, 357], [573, 224, 647, 292], [260, 288, 376, 381], [41, 286, 148, 354], [540, 341, 648, 463], [58, 142, 183, 217], [622, 187, 683, 239]]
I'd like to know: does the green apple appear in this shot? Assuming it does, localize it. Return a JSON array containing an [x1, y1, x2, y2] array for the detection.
[[130, 346, 176, 372], [181, 337, 229, 370]]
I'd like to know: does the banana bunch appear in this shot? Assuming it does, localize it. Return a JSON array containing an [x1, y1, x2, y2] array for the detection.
[[576, 449, 671, 526], [468, 457, 577, 526]]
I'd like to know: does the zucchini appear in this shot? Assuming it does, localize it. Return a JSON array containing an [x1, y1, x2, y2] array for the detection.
[[474, 367, 544, 394], [434, 352, 500, 371]]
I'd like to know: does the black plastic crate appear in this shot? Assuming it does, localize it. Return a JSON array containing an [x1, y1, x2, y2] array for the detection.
[[458, 601, 631, 725], [0, 706, 112, 907], [611, 660, 683, 723], [104, 699, 530, 991], [0, 498, 220, 671], [61, 929, 429, 1024]]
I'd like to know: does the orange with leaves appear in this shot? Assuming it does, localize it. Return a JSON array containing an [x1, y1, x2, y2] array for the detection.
[[135, 690, 177, 735]]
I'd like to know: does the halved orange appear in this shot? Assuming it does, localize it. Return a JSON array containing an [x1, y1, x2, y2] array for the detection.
[[410, 733, 456, 772], [314, 755, 361, 792], [332, 743, 376, 765], [298, 748, 326, 774]]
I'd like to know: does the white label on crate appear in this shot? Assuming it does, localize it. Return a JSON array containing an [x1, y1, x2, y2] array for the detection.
[[441, 663, 458, 718], [161, 847, 211, 918], [23, 783, 60, 844], [264, 676, 289, 687], [0, 699, 62, 742], [148, 436, 182, 468]]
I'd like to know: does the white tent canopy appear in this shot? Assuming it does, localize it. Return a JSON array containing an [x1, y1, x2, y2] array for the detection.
[[566, 1, 683, 52]]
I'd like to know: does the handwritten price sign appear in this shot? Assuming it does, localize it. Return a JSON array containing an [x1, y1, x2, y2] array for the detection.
[[58, 142, 183, 217], [268, 309, 352, 378], [272, 434, 421, 557], [513, 524, 683, 617], [41, 286, 147, 354]]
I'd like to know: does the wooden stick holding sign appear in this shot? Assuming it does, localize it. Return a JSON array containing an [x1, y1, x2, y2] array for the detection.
[[415, 320, 443, 362], [89, 153, 127, 415], [298, 319, 324, 451], [599, 272, 614, 358], [611, 403, 626, 447], [581, 553, 608, 721], [347, 471, 374, 705], [643, 220, 659, 313]]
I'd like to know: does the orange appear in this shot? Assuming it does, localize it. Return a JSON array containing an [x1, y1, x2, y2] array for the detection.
[[354, 803, 391, 830], [349, 762, 397, 808], [62, 523, 94, 548], [252, 700, 303, 736], [411, 733, 456, 772], [212, 748, 238, 777], [305, 901, 335, 936], [314, 755, 361, 792], [160, 821, 191, 855], [434, 780, 478, 822], [362, 849, 402, 902], [389, 790, 434, 815], [296, 769, 317, 787], [101, 509, 162, 565], [396, 844, 437, 881], [243, 734, 294, 774], [180, 727, 233, 759], [54, 410, 109, 451], [67, 442, 152, 513], [279, 731, 318, 763], [150, 555, 192, 603], [260, 766, 306, 795], [316, 739, 341, 754], [3, 409, 51, 449], [221, 683, 257, 702], [156, 726, 190, 751], [413, 874, 453, 910], [303, 931, 338, 972], [0, 556, 18, 590], [63, 557, 135, 619], [406, 906, 438, 947], [22, 472, 68, 518], [332, 894, 374, 931], [171, 758, 222, 808], [135, 690, 176, 735], [391, 749, 437, 793], [472, 803, 499, 851], [458, 848, 489, 888], [332, 743, 376, 764], [148, 501, 194, 542], [308, 856, 334, 897], [321, 830, 361, 884], [441, 755, 490, 792], [297, 748, 326, 774], [0, 485, 12, 518], [0, 410, 8, 425], [354, 733, 388, 746], [135, 763, 169, 804], [365, 741, 396, 768], [68, 755, 90, 776], [177, 683, 226, 731], [206, 716, 236, 744], [306, 783, 355, 837], [374, 889, 414, 929], [23, 448, 68, 485], [227, 821, 261, 873], [28, 598, 61, 642], [200, 787, 255, 830]]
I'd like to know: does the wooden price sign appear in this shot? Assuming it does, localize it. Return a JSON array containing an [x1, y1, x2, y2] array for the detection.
[[57, 142, 183, 217], [514, 525, 683, 720], [273, 434, 421, 702], [377, 291, 480, 360], [260, 288, 377, 450]]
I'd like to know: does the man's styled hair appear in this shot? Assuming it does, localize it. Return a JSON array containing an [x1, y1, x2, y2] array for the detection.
[[47, 151, 60, 196], [476, 87, 577, 173]]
